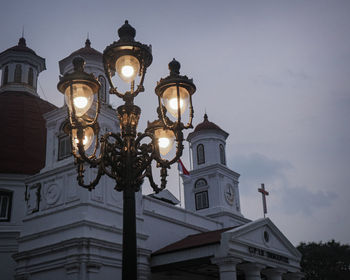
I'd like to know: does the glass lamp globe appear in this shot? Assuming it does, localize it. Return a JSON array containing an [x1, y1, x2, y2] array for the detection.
[[72, 127, 94, 151], [154, 128, 175, 156], [162, 86, 189, 118], [115, 55, 140, 83], [65, 83, 94, 117]]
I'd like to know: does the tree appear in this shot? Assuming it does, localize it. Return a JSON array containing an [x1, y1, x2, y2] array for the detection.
[[297, 240, 350, 280]]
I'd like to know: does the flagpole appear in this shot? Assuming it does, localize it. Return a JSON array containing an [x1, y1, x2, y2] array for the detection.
[[188, 142, 193, 170], [178, 159, 190, 208], [178, 168, 182, 207]]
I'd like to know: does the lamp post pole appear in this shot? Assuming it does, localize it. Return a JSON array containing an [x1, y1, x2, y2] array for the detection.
[[57, 20, 196, 280], [123, 187, 137, 279]]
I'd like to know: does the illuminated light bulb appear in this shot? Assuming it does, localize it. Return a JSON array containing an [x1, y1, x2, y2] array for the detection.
[[115, 55, 140, 83], [162, 86, 189, 118], [158, 137, 170, 149], [74, 135, 88, 145], [73, 96, 88, 109], [72, 127, 94, 150], [65, 83, 94, 117], [155, 128, 175, 156], [121, 65, 134, 78], [169, 98, 184, 111]]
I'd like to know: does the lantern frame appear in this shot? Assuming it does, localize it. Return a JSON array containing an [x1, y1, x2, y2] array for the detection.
[[103, 20, 152, 99], [155, 58, 196, 129]]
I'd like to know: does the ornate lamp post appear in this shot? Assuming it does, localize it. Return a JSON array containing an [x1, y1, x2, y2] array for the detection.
[[57, 20, 196, 280]]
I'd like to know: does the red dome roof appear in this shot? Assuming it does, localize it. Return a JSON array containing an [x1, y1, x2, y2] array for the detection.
[[187, 114, 229, 141], [193, 114, 225, 133], [0, 37, 37, 56], [0, 91, 56, 174], [67, 39, 102, 58]]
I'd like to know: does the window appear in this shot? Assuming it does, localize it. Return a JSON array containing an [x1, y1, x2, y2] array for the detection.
[[220, 144, 226, 165], [0, 191, 13, 222], [14, 64, 22, 83], [58, 134, 71, 160], [195, 178, 207, 188], [3, 66, 8, 85], [195, 191, 209, 210], [98, 76, 106, 102], [197, 144, 205, 165], [58, 121, 72, 160], [28, 67, 34, 86]]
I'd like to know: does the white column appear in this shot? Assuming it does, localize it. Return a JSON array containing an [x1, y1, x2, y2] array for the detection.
[[283, 272, 304, 280], [262, 268, 287, 280], [212, 256, 242, 280], [238, 263, 265, 280]]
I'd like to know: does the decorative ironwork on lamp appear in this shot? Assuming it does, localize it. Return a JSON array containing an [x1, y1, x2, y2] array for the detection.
[[57, 20, 197, 280]]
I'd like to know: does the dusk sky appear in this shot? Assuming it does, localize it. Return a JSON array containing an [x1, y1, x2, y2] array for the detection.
[[1, 0, 349, 246]]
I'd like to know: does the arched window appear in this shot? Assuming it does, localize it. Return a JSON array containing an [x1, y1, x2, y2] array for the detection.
[[3, 66, 8, 85], [195, 178, 207, 188], [197, 144, 205, 165], [58, 121, 72, 160], [0, 190, 13, 222], [194, 178, 209, 210], [14, 64, 22, 83], [98, 76, 106, 102], [220, 144, 226, 165], [28, 67, 34, 86]]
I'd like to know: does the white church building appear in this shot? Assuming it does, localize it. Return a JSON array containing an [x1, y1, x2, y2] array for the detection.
[[0, 37, 304, 280]]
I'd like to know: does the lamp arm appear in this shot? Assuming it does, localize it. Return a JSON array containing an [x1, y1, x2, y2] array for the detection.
[[109, 87, 126, 99], [134, 132, 156, 175], [144, 165, 162, 193], [104, 64, 116, 93], [104, 132, 124, 147], [160, 166, 168, 190], [134, 132, 153, 151], [76, 161, 104, 190], [98, 132, 124, 181]]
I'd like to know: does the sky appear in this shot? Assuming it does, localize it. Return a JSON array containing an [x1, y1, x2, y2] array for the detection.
[[1, 0, 349, 246]]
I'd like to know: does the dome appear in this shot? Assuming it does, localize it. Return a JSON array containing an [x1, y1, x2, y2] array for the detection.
[[0, 91, 56, 174], [0, 37, 37, 56], [187, 114, 229, 141], [58, 39, 103, 75], [194, 114, 225, 132], [68, 38, 102, 58]]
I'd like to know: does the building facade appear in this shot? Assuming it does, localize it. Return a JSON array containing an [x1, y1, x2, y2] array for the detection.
[[0, 38, 303, 280]]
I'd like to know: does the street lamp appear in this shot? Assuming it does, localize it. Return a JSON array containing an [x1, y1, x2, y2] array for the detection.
[[57, 20, 196, 280]]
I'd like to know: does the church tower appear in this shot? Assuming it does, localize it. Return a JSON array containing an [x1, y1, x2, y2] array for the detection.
[[184, 114, 247, 227], [0, 37, 55, 279], [0, 37, 46, 95], [43, 38, 116, 171]]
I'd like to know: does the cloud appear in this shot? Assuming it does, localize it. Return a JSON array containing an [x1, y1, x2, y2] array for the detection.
[[229, 153, 337, 216], [286, 68, 311, 81], [229, 152, 293, 185], [280, 186, 337, 216]]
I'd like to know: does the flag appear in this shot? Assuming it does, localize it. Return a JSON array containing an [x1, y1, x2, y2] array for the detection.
[[178, 159, 190, 177]]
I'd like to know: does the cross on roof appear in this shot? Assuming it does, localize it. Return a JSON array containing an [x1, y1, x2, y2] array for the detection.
[[258, 183, 269, 218]]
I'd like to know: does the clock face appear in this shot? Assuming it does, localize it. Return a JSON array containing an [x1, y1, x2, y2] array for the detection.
[[224, 184, 235, 205]]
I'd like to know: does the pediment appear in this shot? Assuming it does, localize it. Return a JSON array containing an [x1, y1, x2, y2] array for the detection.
[[222, 218, 301, 260]]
